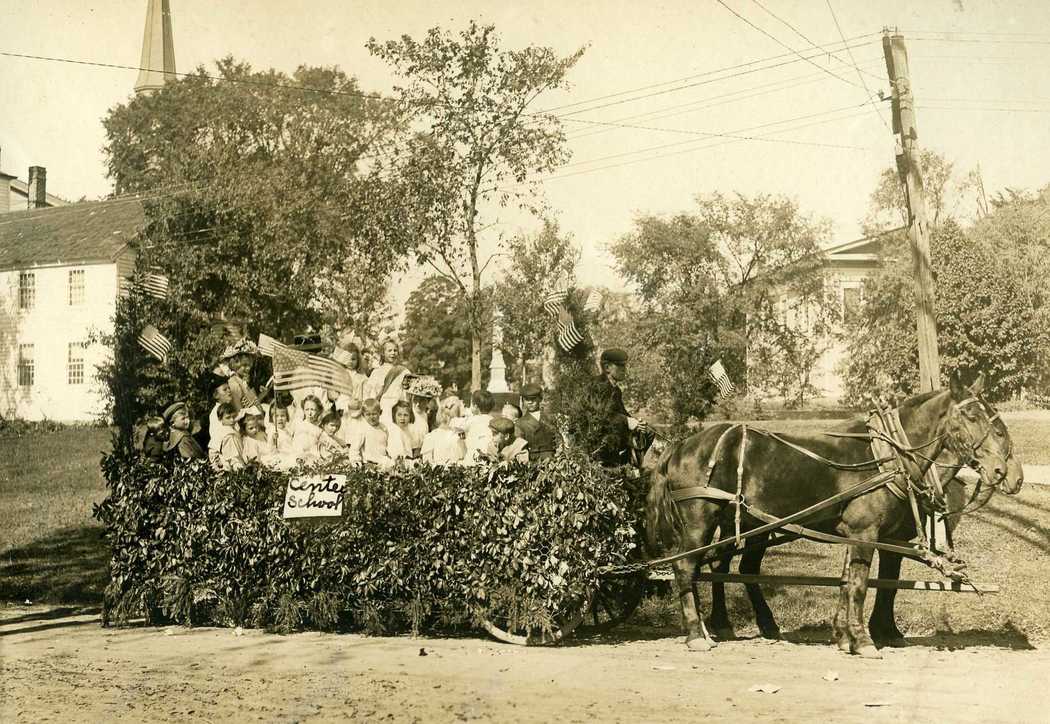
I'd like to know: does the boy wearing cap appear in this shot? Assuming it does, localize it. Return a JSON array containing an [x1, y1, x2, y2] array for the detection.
[[516, 383, 558, 461], [469, 417, 528, 464], [163, 402, 205, 460]]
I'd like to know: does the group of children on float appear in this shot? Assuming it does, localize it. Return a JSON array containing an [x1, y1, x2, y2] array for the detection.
[[156, 332, 546, 472]]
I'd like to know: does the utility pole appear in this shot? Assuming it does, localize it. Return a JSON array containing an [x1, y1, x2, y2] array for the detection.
[[883, 30, 940, 392]]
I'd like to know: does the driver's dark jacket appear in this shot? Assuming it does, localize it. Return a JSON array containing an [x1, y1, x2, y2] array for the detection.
[[592, 375, 631, 467]]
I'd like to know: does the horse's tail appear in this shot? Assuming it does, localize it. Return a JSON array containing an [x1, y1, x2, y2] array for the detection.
[[644, 442, 682, 556]]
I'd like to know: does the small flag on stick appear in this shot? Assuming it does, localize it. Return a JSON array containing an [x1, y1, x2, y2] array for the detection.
[[708, 359, 736, 399], [119, 270, 170, 300], [257, 333, 279, 358], [271, 337, 354, 396], [137, 324, 172, 362], [556, 319, 584, 352], [543, 287, 568, 318], [583, 288, 603, 313]]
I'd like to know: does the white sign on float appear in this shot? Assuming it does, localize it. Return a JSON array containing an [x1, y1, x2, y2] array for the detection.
[[282, 474, 347, 518]]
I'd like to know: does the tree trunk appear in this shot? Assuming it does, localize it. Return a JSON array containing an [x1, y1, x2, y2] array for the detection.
[[471, 327, 482, 392]]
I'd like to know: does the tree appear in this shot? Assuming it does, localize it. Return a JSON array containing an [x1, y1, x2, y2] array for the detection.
[[862, 148, 975, 234], [610, 193, 833, 422], [492, 220, 580, 383], [841, 220, 1044, 403], [101, 59, 416, 435], [367, 23, 585, 392], [401, 276, 491, 396]]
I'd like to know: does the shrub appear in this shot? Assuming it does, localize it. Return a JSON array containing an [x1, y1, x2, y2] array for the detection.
[[94, 450, 639, 636]]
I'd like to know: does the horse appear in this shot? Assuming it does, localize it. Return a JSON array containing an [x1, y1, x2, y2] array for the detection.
[[644, 372, 1023, 658]]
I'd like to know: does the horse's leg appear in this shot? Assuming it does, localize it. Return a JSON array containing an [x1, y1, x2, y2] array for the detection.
[[868, 551, 906, 646], [740, 535, 780, 639], [707, 551, 735, 640], [671, 503, 721, 652], [831, 547, 852, 652], [843, 535, 881, 659]]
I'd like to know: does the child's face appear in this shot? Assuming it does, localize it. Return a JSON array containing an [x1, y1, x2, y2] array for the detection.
[[232, 355, 252, 378], [347, 351, 360, 370], [394, 408, 411, 426], [323, 421, 339, 436], [274, 410, 289, 428], [220, 412, 236, 428], [496, 431, 514, 449], [364, 409, 382, 426], [215, 384, 233, 404], [523, 397, 541, 414], [245, 417, 263, 436], [303, 402, 321, 423], [171, 409, 190, 431]]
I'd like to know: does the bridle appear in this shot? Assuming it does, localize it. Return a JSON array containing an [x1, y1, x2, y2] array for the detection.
[[931, 394, 1011, 514]]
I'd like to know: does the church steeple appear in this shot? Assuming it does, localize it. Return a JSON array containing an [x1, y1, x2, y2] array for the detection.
[[134, 0, 176, 95]]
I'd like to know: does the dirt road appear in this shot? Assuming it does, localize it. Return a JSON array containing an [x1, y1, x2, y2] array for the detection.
[[2, 609, 1048, 723]]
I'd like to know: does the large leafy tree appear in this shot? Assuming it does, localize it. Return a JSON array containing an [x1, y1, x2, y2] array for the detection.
[[102, 59, 415, 433], [367, 23, 585, 392], [492, 220, 580, 384], [862, 148, 975, 234], [401, 276, 491, 397], [610, 193, 833, 421], [841, 220, 1044, 403]]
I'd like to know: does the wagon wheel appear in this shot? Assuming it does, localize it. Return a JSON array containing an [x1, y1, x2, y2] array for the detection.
[[588, 571, 647, 631], [479, 598, 589, 646]]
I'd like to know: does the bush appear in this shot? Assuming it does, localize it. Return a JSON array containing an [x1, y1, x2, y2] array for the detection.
[[94, 450, 640, 636]]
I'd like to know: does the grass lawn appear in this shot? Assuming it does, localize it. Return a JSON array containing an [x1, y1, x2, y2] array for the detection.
[[0, 427, 111, 604]]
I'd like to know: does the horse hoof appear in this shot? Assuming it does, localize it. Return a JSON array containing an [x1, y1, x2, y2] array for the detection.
[[712, 626, 736, 641], [687, 636, 717, 652], [854, 644, 883, 659], [836, 638, 852, 653], [759, 625, 781, 641]]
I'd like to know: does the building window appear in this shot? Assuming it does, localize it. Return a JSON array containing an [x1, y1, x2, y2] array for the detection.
[[18, 344, 34, 387], [68, 342, 86, 385], [19, 272, 35, 311], [69, 269, 85, 305]]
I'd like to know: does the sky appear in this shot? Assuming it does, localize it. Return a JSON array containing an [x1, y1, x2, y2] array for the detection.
[[3, 0, 1050, 297]]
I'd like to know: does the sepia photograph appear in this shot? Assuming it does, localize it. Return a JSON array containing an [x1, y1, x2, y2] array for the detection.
[[2, 1, 1049, 721]]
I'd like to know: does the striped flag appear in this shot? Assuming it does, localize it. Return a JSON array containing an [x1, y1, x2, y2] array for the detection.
[[543, 286, 568, 318], [257, 333, 279, 357], [271, 338, 354, 396], [583, 288, 603, 313], [556, 319, 584, 352], [708, 359, 736, 399], [137, 324, 172, 362], [119, 270, 169, 300]]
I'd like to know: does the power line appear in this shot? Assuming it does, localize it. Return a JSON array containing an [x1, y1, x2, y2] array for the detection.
[[536, 30, 877, 114], [715, 0, 863, 91], [562, 57, 884, 142], [824, 0, 891, 131], [529, 109, 878, 185], [540, 39, 877, 119], [750, 0, 882, 81], [554, 103, 877, 171]]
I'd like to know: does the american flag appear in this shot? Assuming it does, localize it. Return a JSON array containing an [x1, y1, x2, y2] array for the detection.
[[543, 286, 568, 318], [708, 359, 736, 399], [583, 288, 603, 313], [271, 337, 354, 396], [120, 270, 169, 300], [257, 333, 279, 357], [137, 324, 172, 362], [556, 319, 584, 352]]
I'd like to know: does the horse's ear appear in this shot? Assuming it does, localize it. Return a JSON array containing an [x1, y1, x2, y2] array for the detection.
[[969, 373, 986, 395], [949, 370, 966, 399]]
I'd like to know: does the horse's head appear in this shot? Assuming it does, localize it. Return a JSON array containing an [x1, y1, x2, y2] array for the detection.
[[942, 372, 1024, 510]]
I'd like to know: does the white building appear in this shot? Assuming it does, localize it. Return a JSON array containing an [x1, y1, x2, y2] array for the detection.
[[0, 0, 174, 422], [0, 199, 142, 421]]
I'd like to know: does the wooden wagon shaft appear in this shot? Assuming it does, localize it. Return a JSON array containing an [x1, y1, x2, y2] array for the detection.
[[694, 572, 997, 593]]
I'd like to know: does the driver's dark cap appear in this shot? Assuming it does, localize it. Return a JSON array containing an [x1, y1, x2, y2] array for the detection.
[[600, 348, 628, 365]]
